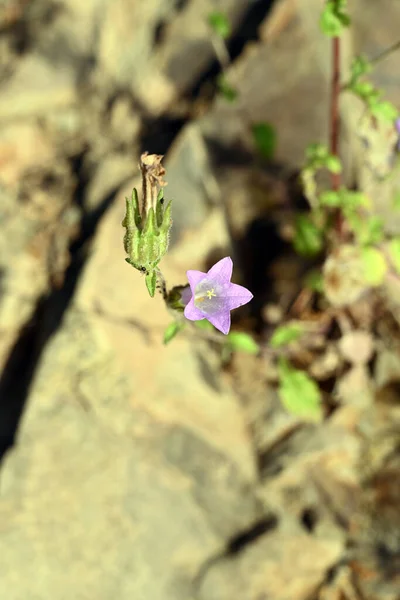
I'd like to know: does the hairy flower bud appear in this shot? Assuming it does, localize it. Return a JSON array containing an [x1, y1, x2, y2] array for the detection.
[[122, 153, 172, 296]]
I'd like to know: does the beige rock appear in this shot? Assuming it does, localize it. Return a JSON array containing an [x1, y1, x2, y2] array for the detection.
[[201, 0, 330, 169], [0, 122, 54, 188], [0, 55, 76, 121], [338, 331, 375, 366], [0, 180, 259, 599], [199, 531, 342, 600]]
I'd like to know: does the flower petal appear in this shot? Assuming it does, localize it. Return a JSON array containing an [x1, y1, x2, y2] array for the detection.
[[207, 257, 233, 283], [186, 269, 206, 294], [224, 283, 254, 311], [207, 310, 231, 335], [184, 297, 206, 321], [180, 286, 193, 306]]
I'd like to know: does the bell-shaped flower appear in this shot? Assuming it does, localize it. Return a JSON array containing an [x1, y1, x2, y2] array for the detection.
[[183, 257, 253, 334]]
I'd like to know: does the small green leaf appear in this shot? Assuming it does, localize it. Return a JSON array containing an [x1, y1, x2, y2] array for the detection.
[[163, 322, 183, 344], [304, 270, 324, 293], [341, 190, 370, 210], [278, 358, 323, 422], [227, 331, 259, 354], [270, 323, 304, 349], [370, 100, 398, 123], [388, 238, 400, 274], [350, 55, 371, 81], [320, 1, 350, 37], [305, 143, 329, 163], [352, 80, 376, 99], [207, 11, 231, 39], [325, 155, 342, 174], [293, 214, 324, 257], [361, 247, 388, 286], [252, 122, 277, 160], [356, 216, 384, 246], [320, 190, 341, 207], [145, 271, 157, 297], [217, 74, 238, 102]]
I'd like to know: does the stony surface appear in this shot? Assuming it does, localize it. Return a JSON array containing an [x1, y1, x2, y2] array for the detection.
[[0, 1, 400, 599]]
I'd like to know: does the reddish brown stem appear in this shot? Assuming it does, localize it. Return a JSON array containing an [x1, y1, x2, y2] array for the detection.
[[330, 36, 341, 191], [330, 36, 345, 238]]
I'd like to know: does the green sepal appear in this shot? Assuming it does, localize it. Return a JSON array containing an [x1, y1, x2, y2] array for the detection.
[[145, 271, 157, 297]]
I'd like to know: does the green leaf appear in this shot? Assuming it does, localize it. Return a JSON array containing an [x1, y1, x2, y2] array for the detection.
[[320, 190, 341, 207], [356, 216, 384, 246], [207, 11, 231, 39], [252, 122, 277, 160], [350, 55, 372, 81], [278, 358, 323, 422], [320, 1, 350, 37], [145, 270, 157, 297], [370, 100, 398, 123], [163, 322, 183, 344], [304, 270, 324, 293], [226, 331, 259, 354], [270, 323, 304, 349], [361, 247, 388, 286], [388, 238, 400, 274], [352, 80, 377, 100], [306, 143, 329, 162], [293, 214, 324, 257], [217, 74, 238, 102], [325, 155, 342, 174], [341, 190, 370, 210]]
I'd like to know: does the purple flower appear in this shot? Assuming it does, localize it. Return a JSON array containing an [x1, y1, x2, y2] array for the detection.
[[183, 257, 253, 335]]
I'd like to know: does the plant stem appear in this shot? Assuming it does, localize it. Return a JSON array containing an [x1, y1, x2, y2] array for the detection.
[[370, 38, 400, 65], [330, 36, 341, 191], [330, 36, 345, 238]]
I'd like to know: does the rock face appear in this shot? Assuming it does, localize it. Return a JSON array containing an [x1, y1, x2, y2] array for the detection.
[[1, 1, 400, 599], [0, 186, 261, 599]]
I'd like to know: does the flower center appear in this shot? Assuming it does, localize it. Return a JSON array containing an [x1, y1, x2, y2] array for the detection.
[[206, 288, 216, 299], [194, 280, 222, 314]]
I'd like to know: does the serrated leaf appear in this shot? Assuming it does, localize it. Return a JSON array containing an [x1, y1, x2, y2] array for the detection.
[[270, 323, 304, 348], [252, 122, 277, 160], [293, 214, 324, 257], [207, 11, 231, 39], [388, 238, 400, 274], [145, 270, 157, 297], [278, 359, 323, 422], [163, 322, 183, 344], [361, 247, 388, 286], [217, 74, 238, 102], [226, 331, 259, 354]]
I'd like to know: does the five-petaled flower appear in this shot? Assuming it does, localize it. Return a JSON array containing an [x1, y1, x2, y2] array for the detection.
[[183, 257, 253, 334]]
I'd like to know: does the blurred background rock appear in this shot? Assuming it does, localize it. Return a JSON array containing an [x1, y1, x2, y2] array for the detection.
[[0, 1, 399, 599]]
